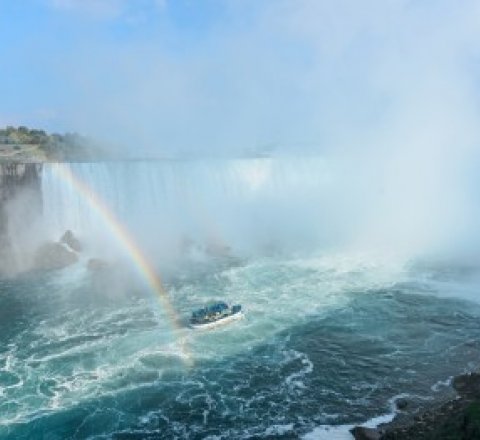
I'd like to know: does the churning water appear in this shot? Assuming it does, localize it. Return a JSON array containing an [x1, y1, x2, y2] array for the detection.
[[1, 160, 480, 439]]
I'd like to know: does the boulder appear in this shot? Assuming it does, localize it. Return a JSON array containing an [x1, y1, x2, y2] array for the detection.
[[60, 230, 82, 252], [396, 398, 409, 411], [34, 242, 78, 270], [350, 426, 381, 440], [454, 373, 480, 399], [464, 402, 480, 440]]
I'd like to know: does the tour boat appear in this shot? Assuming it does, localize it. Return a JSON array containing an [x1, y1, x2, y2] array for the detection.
[[190, 302, 243, 329]]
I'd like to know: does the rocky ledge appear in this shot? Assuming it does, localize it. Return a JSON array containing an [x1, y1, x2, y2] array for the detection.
[[33, 230, 81, 271], [351, 372, 480, 440]]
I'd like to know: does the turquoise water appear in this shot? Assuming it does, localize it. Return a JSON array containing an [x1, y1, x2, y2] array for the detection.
[[1, 255, 480, 439]]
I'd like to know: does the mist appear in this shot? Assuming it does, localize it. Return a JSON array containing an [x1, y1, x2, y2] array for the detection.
[[1, 0, 480, 265], [5, 4, 480, 438]]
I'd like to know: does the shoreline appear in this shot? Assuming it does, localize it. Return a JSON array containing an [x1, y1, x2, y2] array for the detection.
[[303, 371, 480, 440], [350, 371, 480, 440]]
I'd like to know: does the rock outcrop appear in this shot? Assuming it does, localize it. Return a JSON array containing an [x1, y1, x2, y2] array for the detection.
[[350, 426, 381, 440], [351, 372, 480, 440], [33, 230, 81, 271], [60, 230, 82, 252], [33, 242, 78, 271]]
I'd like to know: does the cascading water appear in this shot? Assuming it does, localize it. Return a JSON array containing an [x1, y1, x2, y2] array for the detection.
[[1, 159, 480, 439], [40, 158, 340, 260]]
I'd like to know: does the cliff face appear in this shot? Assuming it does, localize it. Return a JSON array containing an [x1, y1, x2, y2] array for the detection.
[[0, 163, 43, 274], [0, 163, 42, 200]]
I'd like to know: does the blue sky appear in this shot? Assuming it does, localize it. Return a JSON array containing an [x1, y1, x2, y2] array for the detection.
[[1, 0, 480, 158]]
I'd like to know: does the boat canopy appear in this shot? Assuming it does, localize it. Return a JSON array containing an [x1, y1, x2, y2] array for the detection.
[[192, 302, 229, 319]]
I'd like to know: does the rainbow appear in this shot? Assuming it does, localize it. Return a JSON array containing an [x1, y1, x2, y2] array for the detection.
[[49, 162, 192, 365]]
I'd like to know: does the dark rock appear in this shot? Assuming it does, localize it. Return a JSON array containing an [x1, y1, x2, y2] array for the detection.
[[464, 402, 480, 439], [60, 230, 82, 252], [34, 242, 78, 270], [379, 372, 480, 439], [396, 398, 409, 411], [350, 426, 381, 440], [453, 373, 480, 399]]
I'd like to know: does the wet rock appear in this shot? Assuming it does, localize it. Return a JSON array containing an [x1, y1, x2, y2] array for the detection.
[[464, 402, 480, 439], [60, 229, 82, 252], [379, 372, 480, 439], [34, 242, 78, 270], [396, 399, 409, 411], [350, 426, 381, 440], [453, 373, 480, 399]]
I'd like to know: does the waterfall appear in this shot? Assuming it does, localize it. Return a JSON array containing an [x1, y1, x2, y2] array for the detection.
[[40, 157, 339, 259]]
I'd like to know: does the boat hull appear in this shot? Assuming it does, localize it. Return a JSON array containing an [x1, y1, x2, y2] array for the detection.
[[190, 311, 244, 330]]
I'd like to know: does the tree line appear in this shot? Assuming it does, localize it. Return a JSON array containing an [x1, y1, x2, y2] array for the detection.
[[0, 126, 103, 161]]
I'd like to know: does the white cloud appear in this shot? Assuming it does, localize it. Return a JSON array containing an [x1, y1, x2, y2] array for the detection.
[[54, 0, 480, 157]]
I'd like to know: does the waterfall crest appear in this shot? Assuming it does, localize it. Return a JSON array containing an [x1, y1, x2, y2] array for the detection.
[[40, 158, 336, 260]]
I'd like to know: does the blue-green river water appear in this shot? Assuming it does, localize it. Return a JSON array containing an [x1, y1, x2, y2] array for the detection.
[[1, 255, 480, 439]]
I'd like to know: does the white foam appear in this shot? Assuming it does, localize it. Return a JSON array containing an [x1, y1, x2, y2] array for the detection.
[[179, 252, 409, 364], [302, 411, 396, 440], [431, 376, 453, 392], [264, 423, 295, 436], [284, 350, 314, 390], [0, 251, 414, 431], [302, 424, 355, 440]]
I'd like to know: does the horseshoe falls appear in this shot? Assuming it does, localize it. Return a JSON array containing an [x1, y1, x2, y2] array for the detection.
[[1, 158, 480, 440], [39, 158, 341, 260]]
